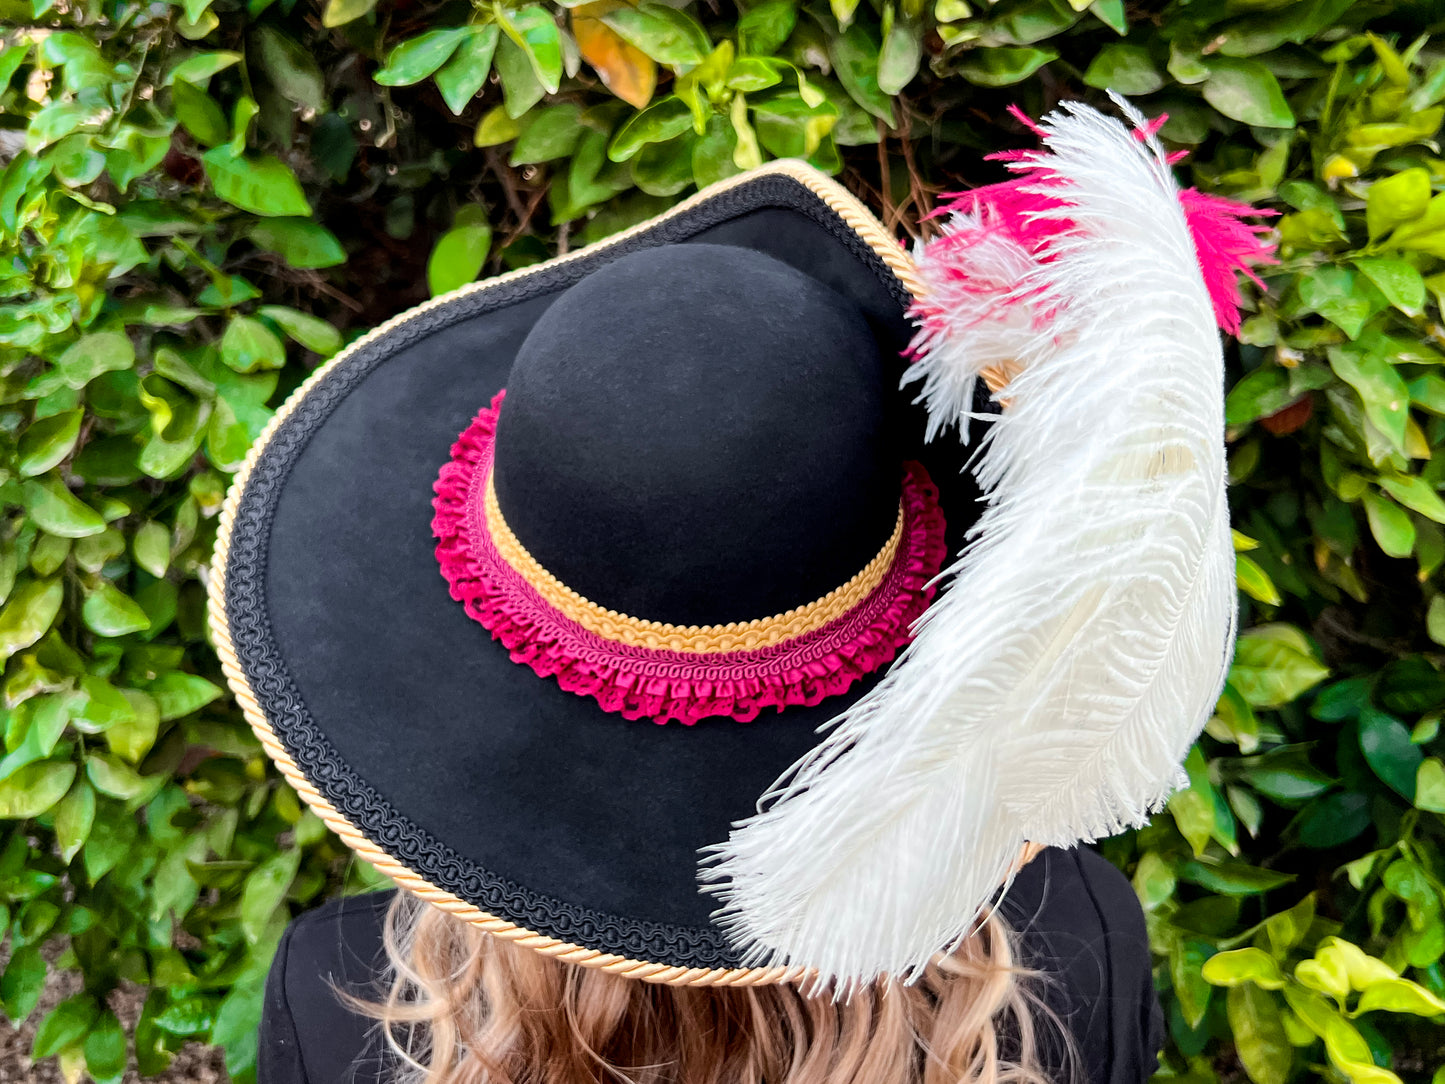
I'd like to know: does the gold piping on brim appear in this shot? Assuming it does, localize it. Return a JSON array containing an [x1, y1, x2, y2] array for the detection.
[[208, 156, 1035, 988], [484, 473, 906, 653]]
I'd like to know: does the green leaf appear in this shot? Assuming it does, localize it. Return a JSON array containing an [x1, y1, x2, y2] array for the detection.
[[201, 147, 311, 217], [17, 410, 82, 477], [221, 316, 287, 373], [608, 96, 694, 161], [1303, 937, 1399, 996], [0, 579, 64, 661], [153, 995, 214, 1036], [1178, 858, 1295, 895], [1367, 167, 1431, 240], [601, 2, 710, 68], [26, 98, 110, 153], [39, 32, 113, 90], [436, 24, 500, 115], [1378, 474, 1445, 523], [1353, 257, 1426, 316], [692, 112, 741, 187], [511, 102, 584, 163], [958, 46, 1059, 88], [0, 760, 77, 819], [1330, 344, 1409, 450], [729, 92, 762, 169], [1170, 746, 1215, 856], [241, 848, 300, 943], [74, 675, 139, 733], [1227, 985, 1293, 1084], [32, 994, 98, 1059], [475, 103, 523, 146], [374, 26, 473, 86], [427, 215, 493, 297], [132, 521, 171, 578], [0, 695, 71, 781], [86, 751, 149, 799], [1083, 43, 1164, 95], [1, 945, 46, 1021], [145, 672, 224, 720], [1202, 58, 1296, 128], [322, 0, 376, 27], [1226, 367, 1294, 426], [1363, 489, 1415, 558], [249, 218, 346, 269], [1352, 976, 1445, 1017], [48, 134, 106, 188], [251, 26, 326, 112], [631, 133, 695, 194], [1236, 553, 1282, 605], [1203, 947, 1288, 990], [1417, 757, 1445, 813], [1089, 0, 1127, 35], [1429, 598, 1445, 648], [166, 50, 242, 87], [1229, 624, 1330, 708], [495, 5, 563, 94], [493, 34, 548, 119], [737, 0, 797, 56], [1171, 937, 1214, 1028], [23, 476, 106, 538], [1295, 792, 1371, 849], [1213, 684, 1261, 754], [173, 79, 229, 147], [1358, 708, 1422, 801], [82, 581, 152, 637], [725, 56, 785, 93], [1131, 850, 1175, 910], [1265, 893, 1316, 955], [1303, 267, 1385, 340], [229, 95, 259, 155], [257, 306, 343, 356], [57, 331, 135, 389], [829, 23, 895, 124], [877, 9, 922, 96], [137, 376, 209, 479], [83, 1010, 127, 1082], [53, 778, 95, 862]]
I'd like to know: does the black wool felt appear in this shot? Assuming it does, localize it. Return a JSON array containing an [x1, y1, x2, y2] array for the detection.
[[231, 175, 990, 968], [493, 242, 897, 625]]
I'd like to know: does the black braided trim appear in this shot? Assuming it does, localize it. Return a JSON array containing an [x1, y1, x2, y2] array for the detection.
[[224, 171, 910, 970]]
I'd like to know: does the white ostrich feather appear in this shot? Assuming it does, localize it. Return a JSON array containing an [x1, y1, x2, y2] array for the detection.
[[899, 211, 1036, 443], [698, 96, 1239, 993]]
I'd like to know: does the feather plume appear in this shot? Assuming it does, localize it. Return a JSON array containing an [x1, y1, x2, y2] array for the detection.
[[699, 95, 1268, 994]]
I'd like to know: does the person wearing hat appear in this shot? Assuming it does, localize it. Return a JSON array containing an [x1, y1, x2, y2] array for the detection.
[[211, 97, 1273, 1084]]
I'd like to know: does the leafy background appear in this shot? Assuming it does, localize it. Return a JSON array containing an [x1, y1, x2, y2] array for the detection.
[[2, 0, 1445, 1080]]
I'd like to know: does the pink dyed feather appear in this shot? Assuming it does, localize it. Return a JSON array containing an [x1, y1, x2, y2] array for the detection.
[[915, 107, 1277, 336], [1177, 188, 1279, 334]]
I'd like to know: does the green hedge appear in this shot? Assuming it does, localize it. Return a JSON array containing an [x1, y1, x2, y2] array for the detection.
[[2, 0, 1444, 1080]]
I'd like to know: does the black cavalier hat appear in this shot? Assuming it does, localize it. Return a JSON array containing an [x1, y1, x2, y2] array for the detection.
[[211, 102, 1269, 991]]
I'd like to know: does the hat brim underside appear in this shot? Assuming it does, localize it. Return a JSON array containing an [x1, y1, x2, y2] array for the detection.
[[210, 160, 986, 985]]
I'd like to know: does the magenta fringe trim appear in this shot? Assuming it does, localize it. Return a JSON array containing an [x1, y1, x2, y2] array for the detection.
[[431, 391, 949, 726]]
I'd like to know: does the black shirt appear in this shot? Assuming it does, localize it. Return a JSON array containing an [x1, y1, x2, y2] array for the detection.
[[258, 845, 1165, 1083]]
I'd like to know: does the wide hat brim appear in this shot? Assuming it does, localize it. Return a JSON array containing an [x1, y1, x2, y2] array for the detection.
[[209, 159, 992, 985]]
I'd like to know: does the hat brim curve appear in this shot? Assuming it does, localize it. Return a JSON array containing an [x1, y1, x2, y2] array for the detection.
[[209, 159, 984, 986]]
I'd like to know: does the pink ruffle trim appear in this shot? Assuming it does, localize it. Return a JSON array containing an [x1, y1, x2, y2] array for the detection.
[[430, 390, 948, 725]]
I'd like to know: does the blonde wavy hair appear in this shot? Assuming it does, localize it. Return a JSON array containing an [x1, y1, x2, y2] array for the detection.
[[333, 888, 1079, 1084]]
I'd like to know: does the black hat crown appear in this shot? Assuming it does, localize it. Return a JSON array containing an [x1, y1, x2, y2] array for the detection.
[[491, 242, 903, 627]]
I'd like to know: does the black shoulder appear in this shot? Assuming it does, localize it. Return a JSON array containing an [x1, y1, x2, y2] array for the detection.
[[259, 890, 401, 1084], [996, 845, 1163, 1084]]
